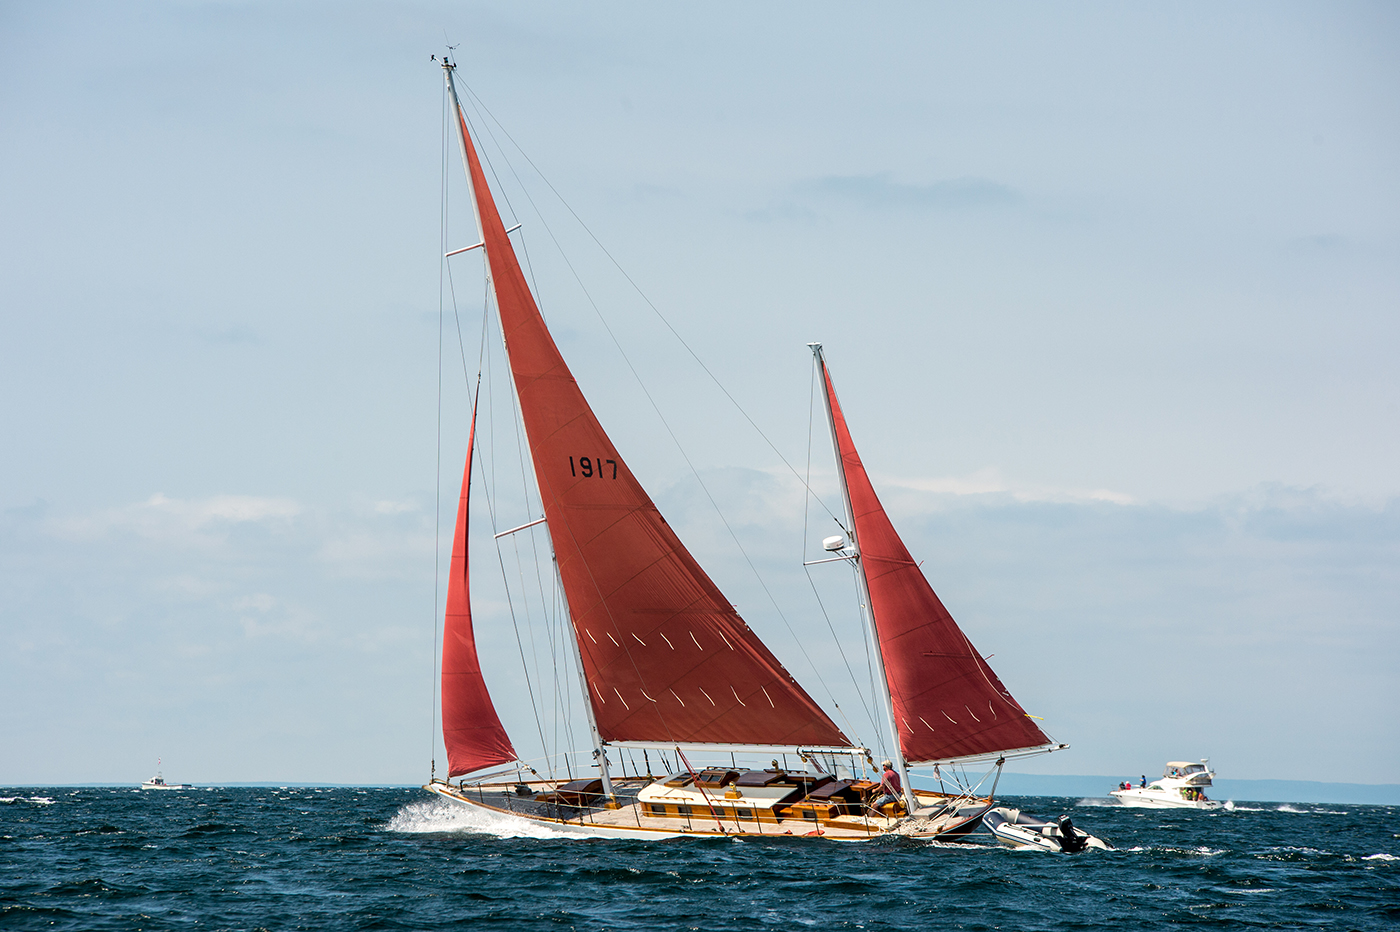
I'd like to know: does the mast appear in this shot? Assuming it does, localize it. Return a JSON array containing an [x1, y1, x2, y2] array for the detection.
[[441, 60, 617, 797], [809, 343, 917, 813]]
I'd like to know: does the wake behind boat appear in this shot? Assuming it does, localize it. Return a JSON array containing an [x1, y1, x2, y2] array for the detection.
[[1111, 759, 1231, 810], [423, 55, 1067, 841]]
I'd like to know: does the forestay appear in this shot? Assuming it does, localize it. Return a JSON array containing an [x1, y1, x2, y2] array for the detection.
[[450, 96, 849, 750]]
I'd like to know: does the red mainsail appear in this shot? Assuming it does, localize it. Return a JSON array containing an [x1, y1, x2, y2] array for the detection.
[[454, 103, 847, 749], [818, 356, 1050, 763], [442, 403, 518, 777]]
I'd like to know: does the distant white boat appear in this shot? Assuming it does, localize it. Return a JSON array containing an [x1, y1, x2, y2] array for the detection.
[[141, 759, 192, 791], [1111, 759, 1231, 810]]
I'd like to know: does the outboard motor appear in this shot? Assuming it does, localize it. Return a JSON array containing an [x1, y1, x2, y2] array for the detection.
[[1057, 815, 1088, 853]]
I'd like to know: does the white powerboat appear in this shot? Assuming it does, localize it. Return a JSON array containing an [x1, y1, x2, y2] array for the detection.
[[140, 759, 192, 790], [1111, 759, 1230, 809], [983, 807, 1111, 852]]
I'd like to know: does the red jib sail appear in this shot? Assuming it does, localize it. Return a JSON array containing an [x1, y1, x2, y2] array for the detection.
[[442, 400, 518, 777], [453, 102, 847, 749], [818, 356, 1050, 763]]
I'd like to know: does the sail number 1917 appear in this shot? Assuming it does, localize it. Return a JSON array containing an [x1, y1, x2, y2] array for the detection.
[[569, 456, 617, 479]]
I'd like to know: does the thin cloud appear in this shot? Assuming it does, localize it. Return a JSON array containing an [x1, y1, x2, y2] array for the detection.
[[878, 467, 1135, 506], [47, 493, 301, 543], [799, 173, 1025, 211]]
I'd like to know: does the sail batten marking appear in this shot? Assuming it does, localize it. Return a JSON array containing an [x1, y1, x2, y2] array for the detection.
[[689, 631, 703, 651], [659, 632, 675, 650], [760, 686, 774, 708], [731, 686, 746, 706], [606, 632, 621, 647], [965, 705, 981, 723], [631, 632, 647, 646], [942, 710, 958, 724], [669, 689, 686, 707], [613, 688, 630, 710], [698, 687, 715, 706], [918, 716, 935, 732]]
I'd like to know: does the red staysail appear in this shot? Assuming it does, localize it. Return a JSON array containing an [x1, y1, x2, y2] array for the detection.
[[442, 402, 518, 777], [818, 357, 1050, 763], [454, 103, 847, 749]]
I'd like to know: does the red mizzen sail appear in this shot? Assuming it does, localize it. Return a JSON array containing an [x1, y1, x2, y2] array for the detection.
[[442, 401, 518, 777], [453, 101, 846, 749], [818, 356, 1050, 763]]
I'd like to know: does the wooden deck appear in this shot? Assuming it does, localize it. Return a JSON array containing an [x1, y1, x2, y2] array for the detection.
[[425, 777, 992, 841]]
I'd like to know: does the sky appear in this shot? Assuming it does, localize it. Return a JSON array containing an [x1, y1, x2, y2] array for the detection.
[[1, 1, 1396, 787]]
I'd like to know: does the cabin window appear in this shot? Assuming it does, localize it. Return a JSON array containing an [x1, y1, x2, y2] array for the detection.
[[804, 809, 818, 821], [735, 808, 753, 820], [677, 805, 691, 818]]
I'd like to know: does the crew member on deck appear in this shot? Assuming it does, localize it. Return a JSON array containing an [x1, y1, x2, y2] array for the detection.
[[871, 760, 903, 814]]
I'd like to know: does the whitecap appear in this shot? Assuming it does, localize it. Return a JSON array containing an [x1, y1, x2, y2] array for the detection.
[[1362, 853, 1398, 861], [1075, 797, 1116, 807], [385, 796, 573, 839], [1276, 804, 1306, 813], [28, 797, 55, 805]]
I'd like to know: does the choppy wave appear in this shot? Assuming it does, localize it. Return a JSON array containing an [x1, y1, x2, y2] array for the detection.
[[384, 796, 572, 839], [1276, 804, 1307, 813], [5, 787, 1397, 931], [1074, 797, 1117, 807], [0, 795, 55, 805]]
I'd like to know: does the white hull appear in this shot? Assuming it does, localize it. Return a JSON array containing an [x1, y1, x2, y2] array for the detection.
[[1110, 789, 1223, 810], [141, 782, 192, 790], [425, 781, 991, 842]]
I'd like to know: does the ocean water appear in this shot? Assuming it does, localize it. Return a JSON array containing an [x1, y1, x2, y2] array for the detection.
[[2, 787, 1396, 930]]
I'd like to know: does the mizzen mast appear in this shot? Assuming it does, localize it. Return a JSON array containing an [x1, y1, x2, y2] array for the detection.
[[809, 343, 918, 813]]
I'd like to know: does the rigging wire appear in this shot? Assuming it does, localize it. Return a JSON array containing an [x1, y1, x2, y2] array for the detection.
[[469, 285, 558, 779], [430, 74, 449, 778], [458, 93, 619, 767], [439, 138, 558, 779], [451, 68, 587, 775], [801, 358, 878, 742], [459, 82, 845, 528], [455, 83, 846, 724], [456, 93, 686, 753]]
